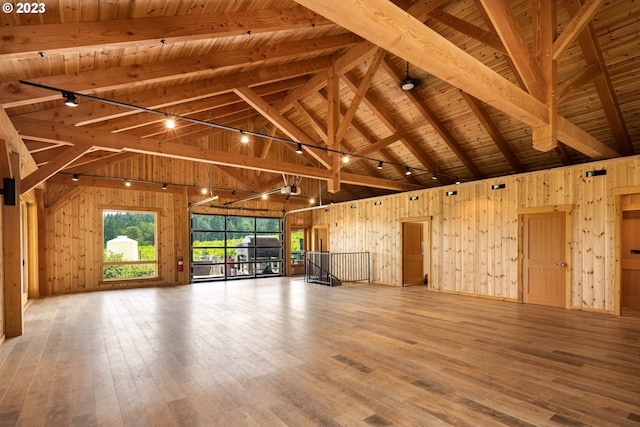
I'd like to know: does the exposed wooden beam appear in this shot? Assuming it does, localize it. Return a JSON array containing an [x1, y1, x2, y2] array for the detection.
[[354, 133, 401, 157], [0, 7, 332, 61], [255, 125, 278, 178], [0, 106, 37, 176], [557, 62, 602, 103], [427, 8, 507, 55], [1, 34, 360, 108], [0, 139, 11, 178], [12, 117, 419, 192], [341, 73, 443, 181], [16, 58, 331, 127], [459, 91, 525, 173], [478, 0, 546, 102], [216, 166, 259, 193], [327, 57, 341, 194], [293, 101, 328, 141], [84, 79, 304, 135], [47, 174, 184, 195], [531, 0, 559, 152], [294, 0, 549, 128], [335, 49, 386, 145], [21, 144, 92, 194], [276, 41, 379, 114], [553, 0, 607, 61], [233, 86, 332, 169], [382, 58, 483, 179], [565, 0, 634, 156], [557, 115, 620, 159], [340, 171, 422, 191]]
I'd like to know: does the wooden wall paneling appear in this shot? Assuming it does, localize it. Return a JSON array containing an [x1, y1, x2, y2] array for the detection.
[[593, 167, 609, 311], [583, 166, 600, 309], [462, 184, 475, 294], [2, 153, 22, 337], [45, 187, 184, 293], [604, 168, 617, 311], [478, 183, 489, 296], [506, 181, 518, 299], [430, 191, 443, 291]]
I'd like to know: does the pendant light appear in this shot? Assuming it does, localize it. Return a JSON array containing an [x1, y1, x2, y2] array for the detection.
[[400, 62, 418, 91]]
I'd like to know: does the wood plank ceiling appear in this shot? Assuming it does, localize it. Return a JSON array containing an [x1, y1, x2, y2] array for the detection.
[[0, 0, 638, 204]]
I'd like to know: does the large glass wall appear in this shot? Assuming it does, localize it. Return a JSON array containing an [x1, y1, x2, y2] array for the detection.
[[191, 214, 283, 281]]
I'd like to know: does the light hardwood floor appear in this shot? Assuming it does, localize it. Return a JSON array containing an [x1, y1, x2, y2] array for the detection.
[[0, 278, 639, 427]]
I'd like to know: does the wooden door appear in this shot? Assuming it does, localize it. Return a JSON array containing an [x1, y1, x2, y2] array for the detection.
[[621, 210, 640, 312], [522, 212, 567, 307], [403, 222, 424, 286]]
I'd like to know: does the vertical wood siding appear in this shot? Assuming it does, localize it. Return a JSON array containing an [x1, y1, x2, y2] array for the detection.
[[45, 187, 185, 293], [312, 155, 640, 313]]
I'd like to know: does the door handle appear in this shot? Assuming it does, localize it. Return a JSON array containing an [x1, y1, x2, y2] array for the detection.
[[554, 262, 567, 267]]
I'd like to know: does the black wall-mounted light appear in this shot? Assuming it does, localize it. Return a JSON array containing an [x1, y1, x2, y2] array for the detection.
[[0, 178, 16, 206]]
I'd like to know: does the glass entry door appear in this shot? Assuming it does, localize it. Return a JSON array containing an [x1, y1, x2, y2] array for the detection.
[[190, 214, 283, 282]]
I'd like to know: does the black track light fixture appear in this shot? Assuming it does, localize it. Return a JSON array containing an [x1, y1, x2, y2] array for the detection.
[[295, 143, 303, 154], [377, 160, 384, 170], [162, 183, 168, 190], [432, 172, 438, 180], [62, 91, 78, 107], [455, 177, 461, 184], [405, 167, 412, 176], [72, 174, 80, 181]]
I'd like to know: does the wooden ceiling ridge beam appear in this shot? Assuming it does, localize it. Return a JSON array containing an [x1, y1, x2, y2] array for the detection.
[[381, 58, 483, 179], [1, 33, 361, 108], [13, 117, 418, 192], [459, 91, 525, 173], [233, 86, 332, 169], [478, 0, 546, 102], [565, 0, 634, 156], [293, 0, 549, 129], [0, 6, 333, 61]]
